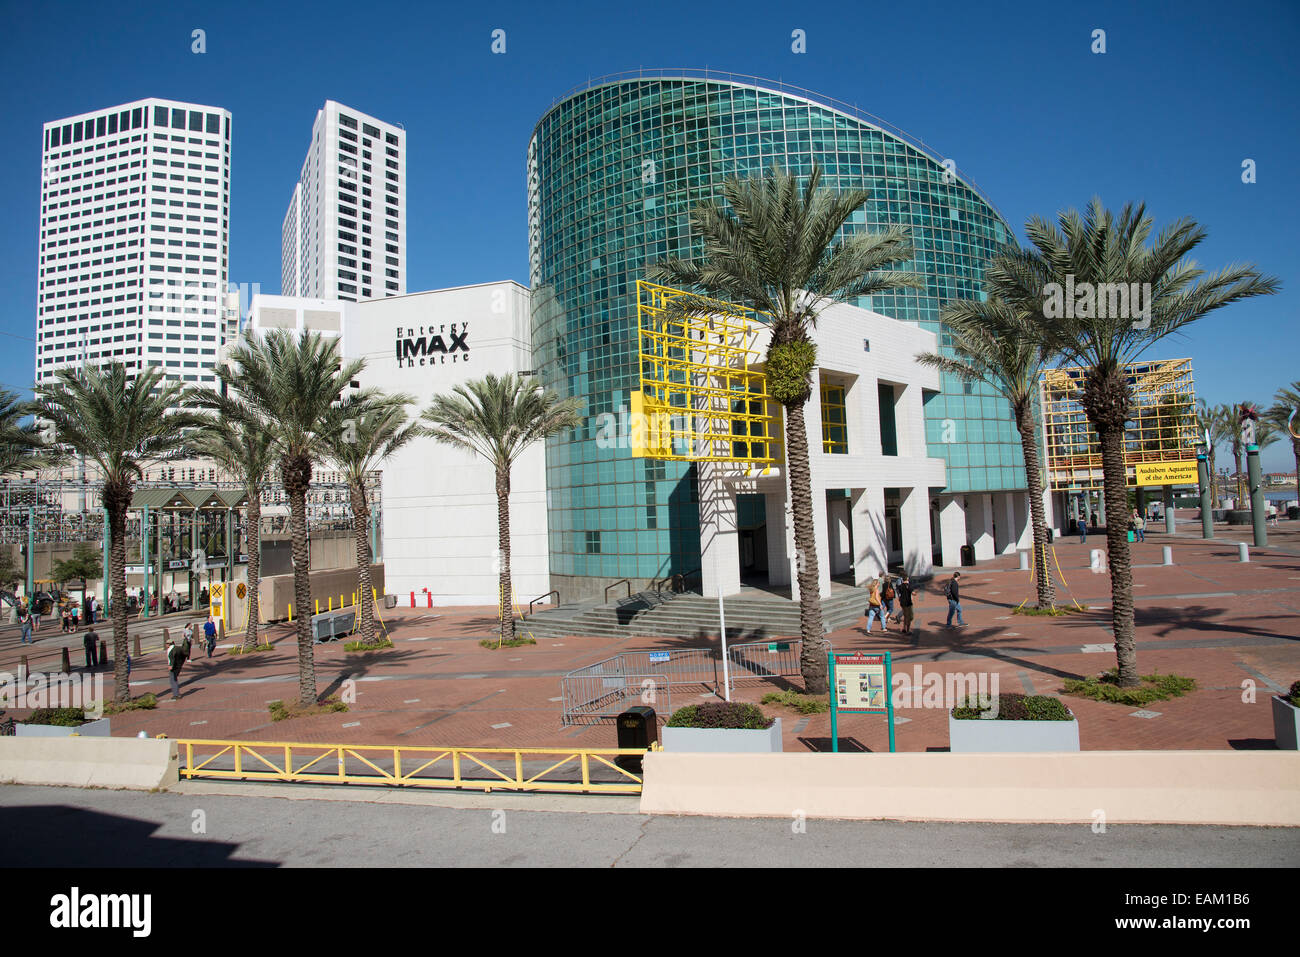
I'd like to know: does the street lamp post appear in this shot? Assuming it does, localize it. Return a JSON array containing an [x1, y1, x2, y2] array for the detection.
[[1196, 437, 1214, 539]]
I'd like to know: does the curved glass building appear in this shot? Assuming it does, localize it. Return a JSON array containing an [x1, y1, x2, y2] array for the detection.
[[529, 71, 1022, 600]]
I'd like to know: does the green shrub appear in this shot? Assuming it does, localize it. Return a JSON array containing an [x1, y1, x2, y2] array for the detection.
[[101, 694, 157, 716], [667, 702, 774, 730], [268, 696, 348, 722], [1012, 604, 1089, 617], [229, 643, 275, 656], [24, 707, 88, 727], [760, 690, 830, 714], [478, 637, 537, 649], [951, 693, 1073, 721], [1288, 681, 1300, 707], [344, 638, 394, 652], [1062, 669, 1197, 707]]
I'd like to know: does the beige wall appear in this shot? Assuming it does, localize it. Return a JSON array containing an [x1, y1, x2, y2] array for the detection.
[[640, 751, 1300, 826]]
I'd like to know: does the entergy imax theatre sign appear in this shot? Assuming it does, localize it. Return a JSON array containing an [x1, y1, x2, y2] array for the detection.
[[395, 323, 469, 368]]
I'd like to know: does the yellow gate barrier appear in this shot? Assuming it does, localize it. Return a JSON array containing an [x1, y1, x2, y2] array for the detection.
[[174, 739, 655, 794]]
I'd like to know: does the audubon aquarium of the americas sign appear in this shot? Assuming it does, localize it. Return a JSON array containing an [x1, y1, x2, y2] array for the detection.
[[395, 322, 469, 368]]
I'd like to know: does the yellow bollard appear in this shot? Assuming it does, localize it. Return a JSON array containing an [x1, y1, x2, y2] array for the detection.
[[339, 594, 344, 610], [315, 599, 320, 615], [288, 603, 293, 622], [328, 596, 333, 612]]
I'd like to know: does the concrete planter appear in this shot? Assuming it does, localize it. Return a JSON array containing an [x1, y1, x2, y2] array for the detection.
[[662, 717, 783, 753], [15, 716, 111, 738], [948, 712, 1078, 753], [1272, 695, 1300, 750], [1226, 509, 1252, 526]]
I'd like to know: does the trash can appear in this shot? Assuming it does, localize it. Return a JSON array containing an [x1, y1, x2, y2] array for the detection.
[[959, 544, 975, 567], [383, 594, 397, 609], [615, 706, 657, 774]]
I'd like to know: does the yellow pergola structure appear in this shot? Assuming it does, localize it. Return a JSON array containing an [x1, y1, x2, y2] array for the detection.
[[631, 279, 782, 467], [1041, 358, 1198, 491]]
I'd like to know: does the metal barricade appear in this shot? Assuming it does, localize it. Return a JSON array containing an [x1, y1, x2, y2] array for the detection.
[[727, 639, 803, 681], [561, 668, 670, 726]]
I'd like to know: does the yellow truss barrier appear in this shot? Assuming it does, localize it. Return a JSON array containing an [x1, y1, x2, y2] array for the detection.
[[1040, 358, 1197, 492], [632, 279, 782, 465], [175, 739, 657, 794]]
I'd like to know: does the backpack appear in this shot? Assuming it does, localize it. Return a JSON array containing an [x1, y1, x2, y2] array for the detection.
[[943, 580, 954, 599], [182, 636, 193, 659], [884, 580, 895, 601]]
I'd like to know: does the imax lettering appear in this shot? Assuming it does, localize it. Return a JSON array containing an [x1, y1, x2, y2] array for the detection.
[[395, 325, 470, 367], [49, 887, 151, 937]]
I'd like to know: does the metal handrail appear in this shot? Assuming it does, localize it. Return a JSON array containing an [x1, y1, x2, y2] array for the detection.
[[174, 739, 649, 794], [527, 590, 559, 617], [604, 579, 632, 603], [654, 568, 700, 596]]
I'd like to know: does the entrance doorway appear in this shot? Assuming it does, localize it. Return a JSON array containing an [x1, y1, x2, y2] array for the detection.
[[737, 493, 768, 585]]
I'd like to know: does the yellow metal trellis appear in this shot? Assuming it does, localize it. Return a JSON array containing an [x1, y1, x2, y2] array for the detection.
[[631, 280, 782, 466]]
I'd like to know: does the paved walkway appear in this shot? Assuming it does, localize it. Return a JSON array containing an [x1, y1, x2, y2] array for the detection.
[[2, 521, 1297, 752], [2, 784, 1295, 867]]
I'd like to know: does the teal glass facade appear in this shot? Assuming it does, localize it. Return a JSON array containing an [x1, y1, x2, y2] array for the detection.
[[528, 73, 1023, 591]]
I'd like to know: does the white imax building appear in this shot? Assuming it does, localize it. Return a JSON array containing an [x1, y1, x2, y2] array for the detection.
[[250, 286, 1031, 606]]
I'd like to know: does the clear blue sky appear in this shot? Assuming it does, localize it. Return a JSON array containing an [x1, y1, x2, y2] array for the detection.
[[2, 0, 1296, 469]]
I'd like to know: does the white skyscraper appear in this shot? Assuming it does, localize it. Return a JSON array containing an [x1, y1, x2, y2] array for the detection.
[[281, 101, 406, 301], [35, 98, 233, 391]]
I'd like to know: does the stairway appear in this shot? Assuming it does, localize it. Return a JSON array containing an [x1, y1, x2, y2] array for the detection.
[[520, 584, 873, 642]]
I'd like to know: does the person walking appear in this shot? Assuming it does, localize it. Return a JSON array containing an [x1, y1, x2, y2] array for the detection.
[[944, 572, 966, 627], [82, 627, 100, 670], [865, 576, 888, 634], [18, 605, 33, 645], [1079, 511, 1088, 544], [30, 601, 41, 632], [165, 637, 188, 700], [1133, 509, 1146, 542], [203, 616, 217, 658], [82, 594, 94, 625], [61, 604, 72, 633], [896, 573, 915, 636], [882, 575, 897, 623]]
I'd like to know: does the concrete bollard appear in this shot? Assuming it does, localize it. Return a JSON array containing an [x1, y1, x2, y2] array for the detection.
[[1162, 546, 1173, 566], [1238, 542, 1250, 562], [133, 633, 141, 657], [19, 654, 28, 678], [162, 626, 170, 653], [61, 647, 70, 674], [99, 639, 108, 665], [1018, 550, 1029, 571]]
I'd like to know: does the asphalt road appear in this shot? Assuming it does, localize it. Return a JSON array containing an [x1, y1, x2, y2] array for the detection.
[[0, 783, 1296, 867]]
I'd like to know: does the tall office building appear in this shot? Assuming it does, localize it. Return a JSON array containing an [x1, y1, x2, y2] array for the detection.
[[529, 72, 1023, 599], [36, 98, 232, 391], [281, 101, 406, 301]]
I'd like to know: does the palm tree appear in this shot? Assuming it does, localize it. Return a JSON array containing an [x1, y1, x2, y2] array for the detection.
[[647, 161, 921, 694], [1265, 382, 1300, 509], [34, 365, 195, 702], [321, 394, 424, 646], [0, 389, 52, 477], [991, 199, 1278, 686], [186, 390, 276, 651], [422, 374, 582, 643], [917, 299, 1058, 608], [217, 330, 365, 706]]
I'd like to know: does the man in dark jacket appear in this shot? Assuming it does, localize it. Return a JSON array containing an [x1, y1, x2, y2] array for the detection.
[[166, 637, 188, 700], [82, 627, 100, 669], [944, 572, 966, 627], [897, 574, 915, 635]]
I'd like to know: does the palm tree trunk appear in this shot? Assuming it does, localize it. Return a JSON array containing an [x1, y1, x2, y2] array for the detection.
[[1292, 437, 1299, 511], [496, 464, 515, 644], [244, 494, 261, 650], [105, 487, 130, 703], [286, 472, 316, 706], [1015, 405, 1056, 608], [785, 400, 827, 693], [1098, 423, 1139, 686], [350, 481, 376, 645]]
